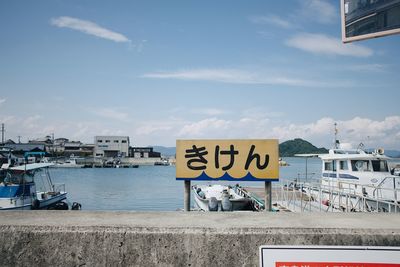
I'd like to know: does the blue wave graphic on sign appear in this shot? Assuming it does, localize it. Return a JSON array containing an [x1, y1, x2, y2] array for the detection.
[[176, 171, 278, 181]]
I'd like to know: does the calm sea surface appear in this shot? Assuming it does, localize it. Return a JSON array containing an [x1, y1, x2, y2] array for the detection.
[[49, 157, 323, 211]]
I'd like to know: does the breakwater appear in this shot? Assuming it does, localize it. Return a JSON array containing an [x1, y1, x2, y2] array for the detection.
[[0, 212, 399, 266]]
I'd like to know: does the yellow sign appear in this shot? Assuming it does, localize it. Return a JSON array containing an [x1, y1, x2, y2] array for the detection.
[[176, 139, 279, 181]]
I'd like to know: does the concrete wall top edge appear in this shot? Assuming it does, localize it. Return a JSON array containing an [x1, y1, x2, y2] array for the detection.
[[0, 211, 399, 230]]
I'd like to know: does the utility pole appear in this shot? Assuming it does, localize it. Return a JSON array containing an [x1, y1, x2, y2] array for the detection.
[[17, 136, 22, 143], [51, 133, 55, 158], [1, 123, 4, 144]]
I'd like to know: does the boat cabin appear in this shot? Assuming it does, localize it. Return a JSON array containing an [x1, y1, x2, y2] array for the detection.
[[320, 149, 391, 181], [318, 149, 399, 201]]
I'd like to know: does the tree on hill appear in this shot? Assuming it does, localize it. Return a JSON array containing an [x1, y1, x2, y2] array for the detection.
[[279, 138, 328, 157]]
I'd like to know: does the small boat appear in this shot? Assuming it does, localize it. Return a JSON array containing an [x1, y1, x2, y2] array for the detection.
[[154, 160, 170, 166], [279, 158, 290, 166], [192, 184, 252, 211], [0, 163, 67, 210], [51, 157, 84, 168]]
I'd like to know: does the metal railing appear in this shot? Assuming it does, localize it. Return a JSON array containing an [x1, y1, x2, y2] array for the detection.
[[52, 183, 66, 194], [274, 179, 400, 213]]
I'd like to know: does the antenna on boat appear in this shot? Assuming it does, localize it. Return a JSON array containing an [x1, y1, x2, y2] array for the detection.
[[334, 122, 340, 149]]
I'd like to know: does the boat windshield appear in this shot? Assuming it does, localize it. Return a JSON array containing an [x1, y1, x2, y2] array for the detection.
[[4, 170, 35, 184], [351, 160, 371, 172], [371, 160, 389, 172]]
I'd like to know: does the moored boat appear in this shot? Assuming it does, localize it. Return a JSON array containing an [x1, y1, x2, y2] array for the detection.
[[192, 184, 252, 211], [0, 163, 67, 210], [303, 148, 400, 212], [51, 157, 84, 168]]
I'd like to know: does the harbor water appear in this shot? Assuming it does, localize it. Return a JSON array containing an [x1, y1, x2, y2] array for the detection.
[[49, 157, 323, 211]]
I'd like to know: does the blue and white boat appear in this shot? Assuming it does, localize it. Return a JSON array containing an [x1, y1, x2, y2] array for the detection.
[[0, 163, 67, 210], [298, 148, 400, 212]]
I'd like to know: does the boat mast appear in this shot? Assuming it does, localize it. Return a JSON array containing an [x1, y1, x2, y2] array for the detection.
[[334, 123, 339, 149]]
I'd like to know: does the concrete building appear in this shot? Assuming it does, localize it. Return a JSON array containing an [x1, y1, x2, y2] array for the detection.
[[129, 147, 161, 158], [47, 138, 94, 157], [94, 136, 129, 157]]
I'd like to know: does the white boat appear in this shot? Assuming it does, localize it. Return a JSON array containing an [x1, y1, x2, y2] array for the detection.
[[154, 159, 170, 166], [298, 148, 400, 212], [0, 163, 67, 210], [52, 157, 84, 168], [192, 184, 252, 211]]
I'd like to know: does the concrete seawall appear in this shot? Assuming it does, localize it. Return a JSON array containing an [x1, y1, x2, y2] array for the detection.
[[0, 212, 399, 266]]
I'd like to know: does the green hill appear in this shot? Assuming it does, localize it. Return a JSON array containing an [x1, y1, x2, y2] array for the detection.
[[279, 138, 328, 157]]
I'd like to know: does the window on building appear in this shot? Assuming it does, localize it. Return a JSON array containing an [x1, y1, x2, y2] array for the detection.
[[98, 140, 103, 143], [339, 160, 348, 170], [121, 140, 127, 143], [114, 140, 119, 143], [106, 140, 110, 143]]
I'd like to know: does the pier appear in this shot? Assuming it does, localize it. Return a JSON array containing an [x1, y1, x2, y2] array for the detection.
[[0, 211, 399, 266], [245, 183, 400, 213]]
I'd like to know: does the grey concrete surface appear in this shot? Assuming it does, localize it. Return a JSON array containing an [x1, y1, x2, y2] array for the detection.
[[0, 211, 399, 266]]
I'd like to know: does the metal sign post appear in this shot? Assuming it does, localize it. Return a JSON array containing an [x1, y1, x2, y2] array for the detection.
[[265, 181, 272, 212], [184, 180, 191, 212]]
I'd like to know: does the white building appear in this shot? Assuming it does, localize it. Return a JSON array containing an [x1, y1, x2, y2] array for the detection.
[[94, 136, 129, 157]]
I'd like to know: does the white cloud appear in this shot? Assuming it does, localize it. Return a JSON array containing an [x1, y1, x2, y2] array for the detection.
[[0, 98, 6, 106], [191, 108, 227, 116], [142, 68, 330, 87], [50, 16, 130, 43], [346, 64, 386, 72], [286, 33, 373, 57], [128, 39, 147, 53], [135, 124, 173, 135], [178, 118, 232, 138], [249, 15, 294, 29], [271, 116, 400, 149], [22, 115, 42, 130], [299, 0, 337, 24], [90, 108, 131, 122]]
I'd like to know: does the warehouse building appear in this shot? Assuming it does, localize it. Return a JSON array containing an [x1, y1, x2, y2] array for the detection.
[[94, 136, 129, 157]]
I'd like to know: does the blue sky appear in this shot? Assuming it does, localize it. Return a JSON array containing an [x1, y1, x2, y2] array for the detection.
[[0, 0, 399, 149]]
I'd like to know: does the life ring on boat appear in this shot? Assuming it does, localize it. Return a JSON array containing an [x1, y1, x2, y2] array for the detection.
[[32, 199, 40, 210]]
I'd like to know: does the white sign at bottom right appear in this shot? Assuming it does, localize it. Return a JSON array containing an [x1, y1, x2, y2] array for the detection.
[[260, 246, 400, 267]]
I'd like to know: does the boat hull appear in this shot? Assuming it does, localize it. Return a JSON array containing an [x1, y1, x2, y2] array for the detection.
[[0, 192, 67, 210], [36, 192, 67, 209], [192, 185, 252, 211]]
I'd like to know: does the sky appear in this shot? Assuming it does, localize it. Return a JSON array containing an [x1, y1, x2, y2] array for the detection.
[[0, 0, 399, 149]]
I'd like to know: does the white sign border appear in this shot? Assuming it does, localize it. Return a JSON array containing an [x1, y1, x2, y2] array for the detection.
[[260, 245, 400, 267]]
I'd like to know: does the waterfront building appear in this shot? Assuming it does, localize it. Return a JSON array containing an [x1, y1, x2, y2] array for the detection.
[[3, 143, 46, 156], [51, 138, 94, 157], [129, 147, 161, 158], [94, 136, 129, 157]]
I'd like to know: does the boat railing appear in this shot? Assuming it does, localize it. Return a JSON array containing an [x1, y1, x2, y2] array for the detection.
[[234, 185, 265, 211], [274, 179, 400, 213], [373, 176, 400, 201], [52, 183, 65, 194]]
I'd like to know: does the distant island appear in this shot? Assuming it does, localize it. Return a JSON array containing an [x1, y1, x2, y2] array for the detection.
[[279, 138, 328, 157], [151, 138, 329, 157]]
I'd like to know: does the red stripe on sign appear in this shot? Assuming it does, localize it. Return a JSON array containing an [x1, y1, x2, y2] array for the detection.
[[276, 262, 400, 267]]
